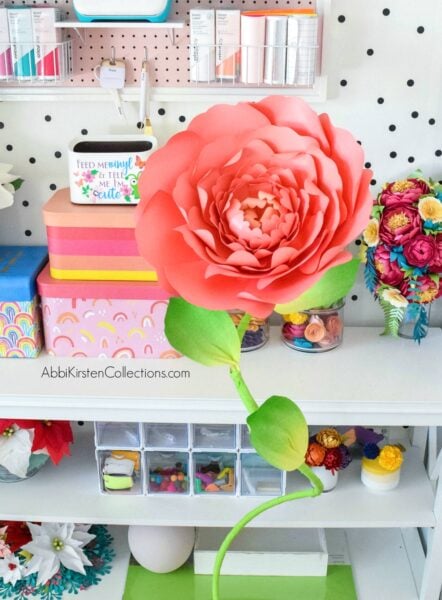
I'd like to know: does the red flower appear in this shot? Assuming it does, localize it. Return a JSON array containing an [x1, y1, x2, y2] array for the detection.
[[374, 245, 405, 287], [0, 419, 32, 434], [379, 205, 421, 246], [379, 178, 430, 207], [429, 234, 442, 273], [323, 447, 342, 473], [403, 234, 436, 268], [31, 421, 73, 464], [0, 522, 31, 553]]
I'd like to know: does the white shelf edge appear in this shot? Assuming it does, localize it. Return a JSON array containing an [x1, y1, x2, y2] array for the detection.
[[0, 76, 327, 103], [54, 20, 185, 29]]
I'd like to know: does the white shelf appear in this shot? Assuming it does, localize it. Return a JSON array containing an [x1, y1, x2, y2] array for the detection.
[[0, 428, 434, 528], [54, 20, 184, 29], [0, 77, 327, 103], [0, 327, 440, 425], [66, 526, 130, 600]]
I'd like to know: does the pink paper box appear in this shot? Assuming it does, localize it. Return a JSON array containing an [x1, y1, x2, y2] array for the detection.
[[37, 265, 180, 359]]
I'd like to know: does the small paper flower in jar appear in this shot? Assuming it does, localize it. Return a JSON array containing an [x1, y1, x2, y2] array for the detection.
[[316, 428, 342, 449]]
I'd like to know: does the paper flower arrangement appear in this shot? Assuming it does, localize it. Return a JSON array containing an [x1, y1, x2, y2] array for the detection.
[[305, 428, 353, 474], [0, 419, 73, 480], [0, 163, 23, 210], [135, 96, 372, 600], [0, 522, 114, 599], [363, 172, 442, 342]]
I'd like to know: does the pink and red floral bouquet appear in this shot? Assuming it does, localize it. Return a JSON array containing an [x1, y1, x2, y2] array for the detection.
[[363, 173, 442, 341]]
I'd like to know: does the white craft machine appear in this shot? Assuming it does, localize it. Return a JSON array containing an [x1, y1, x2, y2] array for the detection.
[[73, 0, 172, 23]]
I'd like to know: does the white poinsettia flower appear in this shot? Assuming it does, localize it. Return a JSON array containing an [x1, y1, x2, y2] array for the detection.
[[0, 427, 33, 478], [21, 522, 95, 586], [0, 554, 24, 586], [0, 163, 21, 210]]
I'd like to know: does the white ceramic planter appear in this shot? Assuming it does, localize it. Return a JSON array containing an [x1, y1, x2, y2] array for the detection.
[[310, 465, 338, 492]]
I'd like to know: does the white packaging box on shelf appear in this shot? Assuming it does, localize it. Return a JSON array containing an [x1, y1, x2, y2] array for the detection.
[[194, 527, 328, 576]]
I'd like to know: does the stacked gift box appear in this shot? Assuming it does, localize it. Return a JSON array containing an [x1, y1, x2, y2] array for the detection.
[[31, 135, 178, 359]]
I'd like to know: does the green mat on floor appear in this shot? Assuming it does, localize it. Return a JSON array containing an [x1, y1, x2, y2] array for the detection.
[[123, 563, 357, 600]]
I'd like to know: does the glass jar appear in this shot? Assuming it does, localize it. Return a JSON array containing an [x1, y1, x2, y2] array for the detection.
[[398, 303, 430, 340], [0, 453, 49, 483], [281, 300, 345, 353], [229, 311, 270, 352]]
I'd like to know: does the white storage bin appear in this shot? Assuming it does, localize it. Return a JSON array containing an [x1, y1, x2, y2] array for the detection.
[[193, 424, 237, 449], [144, 423, 189, 449], [193, 452, 237, 495], [146, 451, 190, 495], [240, 453, 285, 496], [97, 449, 143, 495], [194, 527, 328, 576], [240, 424, 253, 449], [95, 422, 141, 449]]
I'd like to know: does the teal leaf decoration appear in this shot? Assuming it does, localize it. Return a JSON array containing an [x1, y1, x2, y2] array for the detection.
[[246, 396, 308, 471], [413, 304, 429, 344], [364, 247, 378, 294], [165, 298, 241, 368], [379, 299, 406, 337]]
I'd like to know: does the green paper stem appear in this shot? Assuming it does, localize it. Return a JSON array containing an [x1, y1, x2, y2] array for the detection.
[[229, 367, 259, 415], [212, 463, 323, 600], [236, 312, 251, 345]]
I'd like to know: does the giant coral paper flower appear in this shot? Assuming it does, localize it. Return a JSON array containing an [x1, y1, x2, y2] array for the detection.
[[136, 97, 372, 318]]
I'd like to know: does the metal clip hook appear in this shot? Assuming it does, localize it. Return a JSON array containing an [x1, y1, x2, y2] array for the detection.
[[110, 46, 116, 66]]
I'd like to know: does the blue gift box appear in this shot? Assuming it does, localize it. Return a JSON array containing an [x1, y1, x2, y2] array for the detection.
[[0, 246, 48, 358]]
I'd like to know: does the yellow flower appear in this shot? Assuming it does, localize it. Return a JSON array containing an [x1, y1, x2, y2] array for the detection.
[[363, 218, 380, 247], [283, 312, 309, 325], [378, 445, 403, 471], [316, 428, 342, 449], [418, 196, 442, 223], [380, 288, 408, 308]]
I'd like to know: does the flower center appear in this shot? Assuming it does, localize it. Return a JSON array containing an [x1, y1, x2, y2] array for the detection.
[[52, 538, 64, 552], [8, 563, 17, 571], [2, 427, 14, 438], [391, 180, 414, 193], [419, 288, 438, 303], [387, 212, 410, 230], [240, 191, 281, 230]]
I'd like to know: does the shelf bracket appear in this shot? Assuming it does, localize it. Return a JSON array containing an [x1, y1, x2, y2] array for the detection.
[[72, 27, 85, 43], [167, 28, 177, 46]]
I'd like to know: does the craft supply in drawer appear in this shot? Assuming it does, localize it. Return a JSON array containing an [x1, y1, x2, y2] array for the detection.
[[193, 452, 237, 494], [98, 449, 143, 495], [68, 136, 157, 205], [0, 246, 48, 358], [146, 451, 190, 494], [37, 265, 179, 358], [43, 188, 156, 281]]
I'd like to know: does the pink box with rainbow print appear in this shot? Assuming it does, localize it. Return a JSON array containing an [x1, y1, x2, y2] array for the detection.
[[37, 265, 179, 359]]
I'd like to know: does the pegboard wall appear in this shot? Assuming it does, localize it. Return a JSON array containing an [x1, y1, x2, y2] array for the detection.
[[1, 0, 315, 86], [0, 0, 442, 327]]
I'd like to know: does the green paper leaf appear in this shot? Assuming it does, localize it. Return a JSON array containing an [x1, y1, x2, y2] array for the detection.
[[379, 299, 405, 337], [371, 205, 384, 219], [11, 178, 24, 191], [247, 396, 308, 471], [165, 298, 241, 368], [275, 259, 360, 314]]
